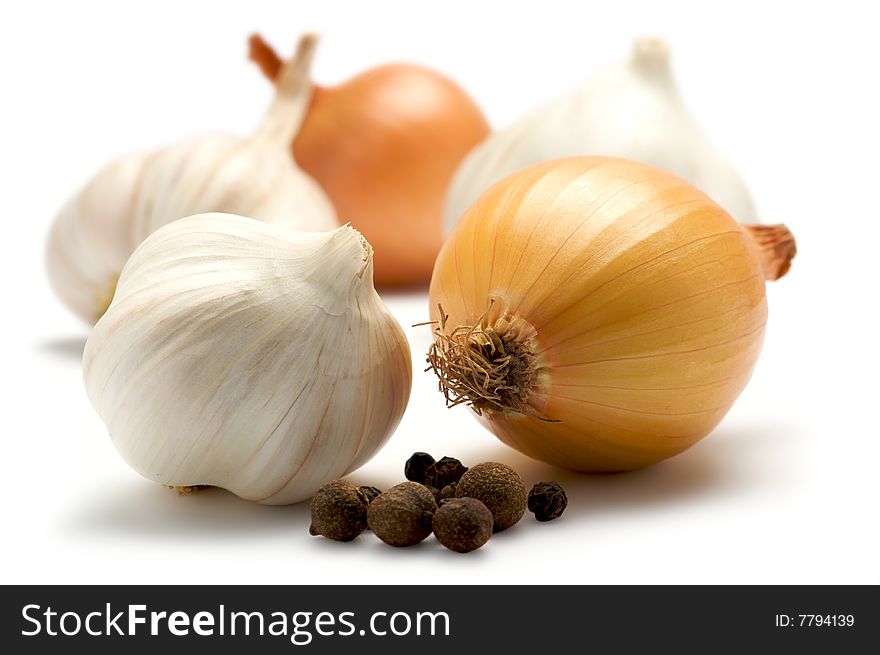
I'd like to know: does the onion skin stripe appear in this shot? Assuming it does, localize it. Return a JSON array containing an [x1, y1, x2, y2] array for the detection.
[[549, 300, 756, 357], [551, 395, 728, 417], [543, 287, 759, 355], [525, 197, 710, 318], [552, 377, 737, 392], [538, 229, 744, 332], [504, 168, 662, 298]]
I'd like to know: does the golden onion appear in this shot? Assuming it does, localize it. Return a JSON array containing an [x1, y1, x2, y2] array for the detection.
[[427, 157, 796, 471], [249, 34, 490, 288]]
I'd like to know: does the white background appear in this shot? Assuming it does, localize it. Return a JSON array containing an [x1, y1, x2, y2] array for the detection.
[[1, 0, 878, 584]]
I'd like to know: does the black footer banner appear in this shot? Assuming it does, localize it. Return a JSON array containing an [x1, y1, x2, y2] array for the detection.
[[2, 585, 875, 652]]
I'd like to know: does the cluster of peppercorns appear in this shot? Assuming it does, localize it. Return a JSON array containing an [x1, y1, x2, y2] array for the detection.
[[309, 452, 567, 553]]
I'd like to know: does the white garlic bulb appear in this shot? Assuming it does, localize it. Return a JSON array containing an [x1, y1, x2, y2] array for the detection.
[[83, 213, 412, 505], [48, 34, 337, 324], [445, 37, 757, 232]]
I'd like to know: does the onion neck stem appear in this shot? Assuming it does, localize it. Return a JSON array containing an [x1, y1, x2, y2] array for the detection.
[[248, 34, 283, 80], [253, 34, 318, 146], [741, 224, 797, 281]]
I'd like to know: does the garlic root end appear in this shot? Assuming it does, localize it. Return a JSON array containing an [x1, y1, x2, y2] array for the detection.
[[93, 274, 119, 323], [165, 484, 211, 495]]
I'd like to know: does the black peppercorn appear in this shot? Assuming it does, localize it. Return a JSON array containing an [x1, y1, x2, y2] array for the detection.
[[455, 462, 526, 532], [425, 456, 468, 489], [309, 480, 369, 542], [527, 481, 568, 521], [432, 498, 493, 553], [404, 452, 435, 484], [359, 485, 382, 504], [367, 482, 438, 547], [426, 486, 442, 503]]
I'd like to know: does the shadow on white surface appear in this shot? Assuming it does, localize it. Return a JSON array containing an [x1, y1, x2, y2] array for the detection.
[[69, 482, 306, 541], [356, 535, 494, 560], [444, 420, 791, 523], [38, 335, 87, 360], [67, 421, 787, 548]]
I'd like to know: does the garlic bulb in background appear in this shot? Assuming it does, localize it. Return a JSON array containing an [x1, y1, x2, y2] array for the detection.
[[444, 38, 758, 233], [83, 213, 411, 505], [48, 35, 337, 324]]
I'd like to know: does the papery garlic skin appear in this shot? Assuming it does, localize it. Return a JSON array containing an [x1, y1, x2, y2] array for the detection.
[[444, 38, 757, 233], [47, 35, 337, 324], [83, 213, 411, 504], [47, 152, 149, 322], [123, 133, 337, 247]]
